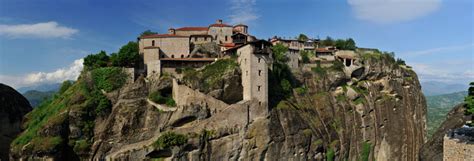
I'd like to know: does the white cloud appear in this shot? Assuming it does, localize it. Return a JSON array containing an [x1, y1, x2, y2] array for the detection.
[[229, 0, 259, 24], [411, 63, 474, 83], [348, 0, 441, 24], [0, 21, 78, 38], [400, 43, 474, 56], [0, 59, 83, 88]]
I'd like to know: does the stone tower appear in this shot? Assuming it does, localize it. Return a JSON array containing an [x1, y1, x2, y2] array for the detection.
[[237, 40, 273, 107]]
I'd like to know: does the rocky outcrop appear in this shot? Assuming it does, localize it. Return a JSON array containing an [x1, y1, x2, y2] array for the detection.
[[10, 53, 427, 161], [0, 83, 33, 160], [419, 104, 471, 161]]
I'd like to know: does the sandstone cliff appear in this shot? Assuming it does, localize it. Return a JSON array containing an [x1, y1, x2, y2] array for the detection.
[[10, 52, 427, 161], [0, 83, 33, 160]]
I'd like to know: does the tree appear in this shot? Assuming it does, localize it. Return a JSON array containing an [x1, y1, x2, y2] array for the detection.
[[58, 80, 73, 94], [111, 41, 140, 67], [345, 38, 356, 50], [272, 43, 289, 63], [300, 51, 310, 63], [321, 36, 335, 47], [140, 30, 157, 37], [83, 50, 109, 69], [298, 34, 309, 41]]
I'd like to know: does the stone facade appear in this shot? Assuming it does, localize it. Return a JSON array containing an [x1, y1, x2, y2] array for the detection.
[[270, 37, 317, 70], [443, 127, 474, 161], [237, 40, 273, 107], [443, 135, 474, 161]]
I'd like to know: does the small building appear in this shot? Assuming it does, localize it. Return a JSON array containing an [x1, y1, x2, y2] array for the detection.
[[270, 36, 318, 70], [335, 50, 357, 67], [315, 47, 337, 61]]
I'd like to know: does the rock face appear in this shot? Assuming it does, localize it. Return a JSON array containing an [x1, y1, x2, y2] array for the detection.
[[0, 83, 33, 160], [10, 53, 427, 161], [419, 104, 470, 161]]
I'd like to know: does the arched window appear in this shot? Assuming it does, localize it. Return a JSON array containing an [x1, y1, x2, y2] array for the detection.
[[258, 70, 262, 76], [152, 40, 155, 46], [171, 55, 174, 58], [258, 58, 261, 63], [181, 55, 184, 58]]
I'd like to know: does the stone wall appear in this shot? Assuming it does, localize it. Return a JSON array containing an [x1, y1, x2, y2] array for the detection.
[[172, 79, 229, 114], [443, 135, 474, 161], [286, 49, 300, 70], [141, 37, 190, 58], [208, 26, 233, 44]]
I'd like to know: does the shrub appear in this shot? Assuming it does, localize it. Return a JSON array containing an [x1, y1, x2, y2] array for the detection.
[[280, 79, 292, 94], [326, 148, 335, 161], [91, 67, 127, 92], [165, 99, 176, 107], [149, 91, 176, 107], [110, 41, 140, 67], [295, 86, 308, 95], [360, 142, 372, 161], [300, 51, 310, 63], [153, 132, 188, 149], [83, 51, 109, 69], [59, 80, 73, 94], [396, 58, 406, 65], [73, 139, 91, 153]]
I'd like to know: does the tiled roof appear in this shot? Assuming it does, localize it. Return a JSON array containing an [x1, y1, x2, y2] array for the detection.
[[234, 24, 248, 27], [209, 23, 232, 27], [141, 34, 188, 38], [175, 27, 209, 31], [221, 43, 236, 47], [190, 34, 212, 37]]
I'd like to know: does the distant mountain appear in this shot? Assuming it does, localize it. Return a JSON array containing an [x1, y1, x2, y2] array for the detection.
[[421, 81, 468, 96], [426, 91, 467, 137], [22, 90, 56, 107], [17, 83, 61, 93]]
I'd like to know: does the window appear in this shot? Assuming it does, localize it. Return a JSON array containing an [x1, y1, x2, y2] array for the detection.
[[258, 58, 261, 63], [215, 35, 217, 40], [245, 58, 247, 64], [257, 86, 261, 91], [171, 55, 174, 58], [152, 40, 155, 46], [246, 71, 248, 76], [225, 36, 228, 41], [204, 37, 207, 41], [258, 70, 261, 76], [194, 37, 197, 41], [181, 55, 184, 58]]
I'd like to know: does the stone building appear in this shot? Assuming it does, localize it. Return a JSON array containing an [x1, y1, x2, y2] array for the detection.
[[229, 40, 273, 107], [315, 47, 337, 61], [137, 19, 255, 77], [270, 37, 317, 70], [443, 126, 474, 161]]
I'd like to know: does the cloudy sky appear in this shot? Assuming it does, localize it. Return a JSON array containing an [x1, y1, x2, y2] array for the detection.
[[0, 0, 472, 89]]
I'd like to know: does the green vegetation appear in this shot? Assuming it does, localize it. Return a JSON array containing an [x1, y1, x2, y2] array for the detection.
[[140, 30, 158, 37], [110, 41, 140, 67], [58, 80, 73, 94], [297, 33, 309, 41], [148, 91, 176, 107], [426, 91, 467, 137], [295, 86, 308, 95], [300, 50, 311, 63], [182, 59, 239, 91], [91, 67, 127, 92], [83, 42, 140, 69], [73, 139, 91, 153], [269, 43, 298, 107], [84, 50, 109, 69], [153, 132, 188, 149], [464, 82, 474, 125], [326, 148, 335, 161], [360, 142, 372, 161], [320, 36, 357, 50]]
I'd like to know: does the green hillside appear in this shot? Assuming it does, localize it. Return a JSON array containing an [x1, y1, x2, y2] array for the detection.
[[22, 90, 56, 107], [426, 91, 467, 137]]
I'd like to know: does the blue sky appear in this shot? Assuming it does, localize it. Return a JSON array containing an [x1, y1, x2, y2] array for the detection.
[[0, 0, 472, 88]]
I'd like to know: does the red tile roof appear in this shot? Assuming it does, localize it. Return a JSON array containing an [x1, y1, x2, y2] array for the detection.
[[141, 34, 189, 39], [175, 27, 209, 31], [221, 43, 236, 47], [209, 23, 232, 27]]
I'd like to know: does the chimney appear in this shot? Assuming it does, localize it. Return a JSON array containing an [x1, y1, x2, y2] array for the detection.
[[216, 19, 223, 24], [168, 28, 175, 34]]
